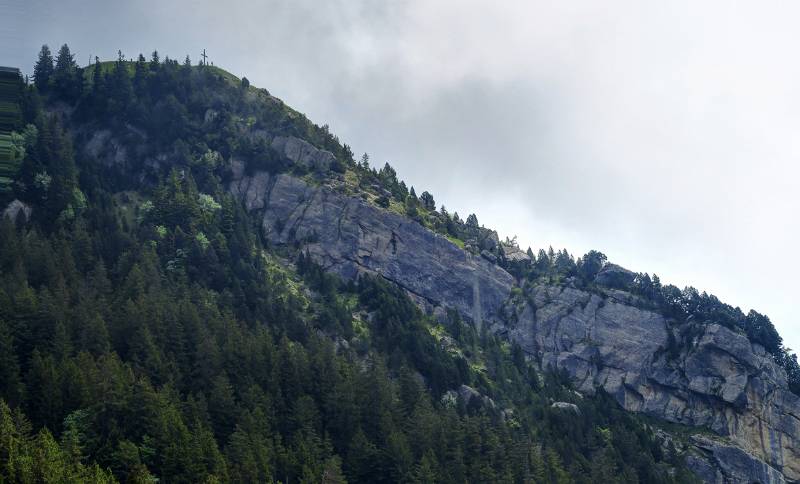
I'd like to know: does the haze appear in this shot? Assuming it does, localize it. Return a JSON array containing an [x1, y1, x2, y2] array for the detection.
[[4, 0, 799, 352]]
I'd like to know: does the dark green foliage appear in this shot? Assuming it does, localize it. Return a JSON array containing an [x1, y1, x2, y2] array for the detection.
[[578, 250, 606, 281], [53, 44, 82, 102], [420, 191, 435, 211], [33, 45, 54, 92]]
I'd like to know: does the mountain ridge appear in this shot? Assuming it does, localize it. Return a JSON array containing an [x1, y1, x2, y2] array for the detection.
[[1, 46, 798, 483]]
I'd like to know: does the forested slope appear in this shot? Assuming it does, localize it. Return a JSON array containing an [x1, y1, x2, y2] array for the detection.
[[0, 44, 794, 483]]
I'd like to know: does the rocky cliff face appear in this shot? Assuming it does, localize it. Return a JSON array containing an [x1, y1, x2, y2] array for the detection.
[[230, 170, 515, 328], [515, 285, 799, 483], [230, 166, 800, 483]]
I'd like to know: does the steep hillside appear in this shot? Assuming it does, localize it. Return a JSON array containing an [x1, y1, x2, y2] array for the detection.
[[0, 44, 797, 483], [231, 167, 799, 483]]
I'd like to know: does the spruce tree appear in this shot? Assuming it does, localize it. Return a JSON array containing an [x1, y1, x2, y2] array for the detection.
[[53, 44, 78, 99], [33, 45, 54, 91], [150, 50, 160, 71], [92, 56, 102, 92]]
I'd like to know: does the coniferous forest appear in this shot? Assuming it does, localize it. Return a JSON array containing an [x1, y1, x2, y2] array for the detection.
[[2, 43, 792, 483]]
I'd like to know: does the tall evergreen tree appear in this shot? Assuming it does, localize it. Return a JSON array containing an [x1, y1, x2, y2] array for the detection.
[[53, 44, 79, 100], [33, 45, 55, 92], [420, 191, 436, 211], [92, 56, 103, 92], [150, 50, 160, 71]]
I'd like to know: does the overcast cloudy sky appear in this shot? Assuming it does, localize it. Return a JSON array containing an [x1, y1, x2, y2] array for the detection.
[[4, 0, 799, 352]]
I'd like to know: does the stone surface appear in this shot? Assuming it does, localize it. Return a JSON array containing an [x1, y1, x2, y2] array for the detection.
[[270, 136, 335, 173], [84, 129, 128, 166], [511, 284, 800, 482], [203, 108, 219, 124], [2, 199, 31, 222], [480, 249, 497, 264], [503, 245, 531, 262], [687, 436, 787, 484], [551, 402, 581, 414], [232, 172, 515, 329], [479, 230, 500, 251], [231, 170, 800, 483]]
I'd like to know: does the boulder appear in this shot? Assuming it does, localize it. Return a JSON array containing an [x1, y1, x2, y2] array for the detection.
[[503, 245, 531, 263], [551, 402, 581, 414], [457, 385, 496, 408]]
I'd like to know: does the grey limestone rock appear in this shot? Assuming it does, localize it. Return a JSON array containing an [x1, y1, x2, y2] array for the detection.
[[271, 136, 336, 173], [479, 230, 500, 251], [503, 245, 531, 262], [687, 435, 787, 484], [480, 249, 497, 264], [512, 285, 799, 482], [84, 129, 128, 166], [551, 402, 581, 414], [231, 172, 515, 330], [3, 199, 31, 222]]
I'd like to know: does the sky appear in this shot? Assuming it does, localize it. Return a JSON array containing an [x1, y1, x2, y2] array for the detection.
[[3, 0, 799, 352]]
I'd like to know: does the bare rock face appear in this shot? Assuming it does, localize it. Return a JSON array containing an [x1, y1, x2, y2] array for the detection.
[[551, 401, 581, 414], [232, 173, 515, 328], [230, 170, 800, 483], [687, 435, 787, 484], [270, 136, 335, 173], [511, 285, 800, 482], [85, 129, 128, 166], [3, 199, 31, 222], [515, 285, 668, 399]]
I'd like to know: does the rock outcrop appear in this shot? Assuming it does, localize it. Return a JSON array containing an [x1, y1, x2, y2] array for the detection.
[[513, 284, 800, 482], [3, 199, 31, 222], [551, 401, 581, 414], [231, 172, 515, 328], [231, 170, 800, 483], [270, 136, 335, 173], [503, 245, 531, 262], [84, 129, 128, 166]]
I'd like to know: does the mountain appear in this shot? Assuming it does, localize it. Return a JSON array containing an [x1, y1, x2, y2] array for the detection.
[[0, 45, 797, 483]]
